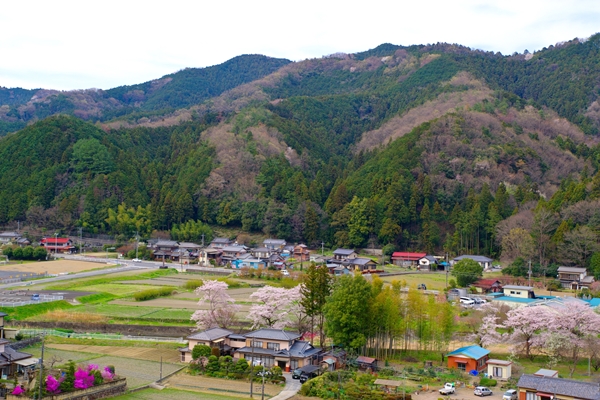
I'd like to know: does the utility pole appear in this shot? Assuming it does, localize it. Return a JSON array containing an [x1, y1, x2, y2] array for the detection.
[[250, 338, 255, 398], [135, 231, 139, 260], [38, 335, 45, 400], [321, 241, 324, 256], [79, 227, 83, 255], [528, 259, 532, 287], [261, 362, 265, 400], [201, 234, 205, 248], [160, 356, 163, 381]]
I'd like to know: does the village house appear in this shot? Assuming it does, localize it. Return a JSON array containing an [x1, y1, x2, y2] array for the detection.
[[517, 374, 600, 400], [451, 255, 493, 269], [181, 328, 321, 372], [151, 240, 179, 260], [472, 279, 503, 294], [446, 345, 490, 373], [40, 237, 75, 254], [209, 238, 234, 249], [487, 359, 512, 381], [418, 255, 439, 271], [557, 266, 595, 290], [331, 249, 358, 263], [220, 245, 248, 265], [345, 257, 378, 273], [263, 239, 287, 251], [391, 252, 426, 267], [292, 244, 310, 262], [0, 232, 21, 245], [199, 247, 222, 266]]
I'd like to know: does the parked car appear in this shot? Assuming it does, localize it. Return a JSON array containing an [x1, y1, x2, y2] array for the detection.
[[31, 294, 40, 301], [281, 270, 290, 276], [503, 389, 518, 400], [292, 368, 303, 379], [132, 258, 141, 262], [417, 284, 427, 290], [473, 297, 487, 304], [459, 297, 475, 306], [474, 387, 493, 396]]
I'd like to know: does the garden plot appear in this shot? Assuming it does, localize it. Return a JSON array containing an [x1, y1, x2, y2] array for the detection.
[[26, 347, 101, 364], [112, 387, 247, 400], [166, 372, 281, 398], [47, 344, 181, 363], [88, 355, 181, 389], [0, 260, 104, 275]]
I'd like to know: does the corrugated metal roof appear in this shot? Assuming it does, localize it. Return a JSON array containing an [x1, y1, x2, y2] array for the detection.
[[447, 345, 490, 359]]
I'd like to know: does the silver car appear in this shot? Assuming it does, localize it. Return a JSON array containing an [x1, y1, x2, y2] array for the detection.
[[475, 386, 493, 396], [503, 389, 518, 400]]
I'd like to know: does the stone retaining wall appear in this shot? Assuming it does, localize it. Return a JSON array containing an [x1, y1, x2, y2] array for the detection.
[[7, 378, 126, 400]]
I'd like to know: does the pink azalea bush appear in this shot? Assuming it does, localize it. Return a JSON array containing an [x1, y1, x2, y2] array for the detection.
[[101, 366, 114, 382], [46, 375, 65, 394], [73, 367, 95, 389], [11, 385, 25, 395]]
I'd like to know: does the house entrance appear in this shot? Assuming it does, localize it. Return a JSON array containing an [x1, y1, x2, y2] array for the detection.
[[277, 361, 287, 370]]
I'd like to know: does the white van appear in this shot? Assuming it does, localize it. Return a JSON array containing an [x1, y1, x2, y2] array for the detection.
[[459, 297, 475, 306]]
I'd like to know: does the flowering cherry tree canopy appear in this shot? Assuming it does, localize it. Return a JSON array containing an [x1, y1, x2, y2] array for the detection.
[[191, 280, 240, 330], [247, 285, 302, 329]]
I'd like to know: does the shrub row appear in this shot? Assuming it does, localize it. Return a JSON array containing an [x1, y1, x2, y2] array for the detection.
[[133, 287, 176, 301]]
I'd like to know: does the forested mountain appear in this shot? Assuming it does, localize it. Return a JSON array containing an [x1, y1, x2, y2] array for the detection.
[[0, 55, 291, 135], [2, 34, 600, 273]]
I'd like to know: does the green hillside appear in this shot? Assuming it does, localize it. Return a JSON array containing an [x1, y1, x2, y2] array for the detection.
[[2, 36, 600, 271]]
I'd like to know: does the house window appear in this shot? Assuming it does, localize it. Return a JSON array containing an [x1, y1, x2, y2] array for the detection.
[[290, 359, 298, 369], [181, 352, 186, 362], [252, 341, 263, 348], [456, 362, 466, 372], [526, 391, 535, 400], [493, 367, 502, 377], [267, 342, 280, 351], [510, 291, 515, 294]]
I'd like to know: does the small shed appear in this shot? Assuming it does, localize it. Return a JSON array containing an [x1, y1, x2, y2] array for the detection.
[[533, 369, 559, 378], [487, 359, 512, 380], [355, 355, 378, 371]]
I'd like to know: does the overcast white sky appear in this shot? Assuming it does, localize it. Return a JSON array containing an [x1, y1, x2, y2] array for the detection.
[[2, 0, 599, 91]]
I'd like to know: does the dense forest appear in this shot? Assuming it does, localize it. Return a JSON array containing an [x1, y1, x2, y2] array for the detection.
[[2, 34, 600, 275]]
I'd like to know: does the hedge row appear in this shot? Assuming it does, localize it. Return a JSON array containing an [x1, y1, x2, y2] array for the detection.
[[133, 287, 176, 301]]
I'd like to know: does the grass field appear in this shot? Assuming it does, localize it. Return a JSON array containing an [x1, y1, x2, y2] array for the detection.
[[112, 388, 249, 400], [0, 259, 107, 275]]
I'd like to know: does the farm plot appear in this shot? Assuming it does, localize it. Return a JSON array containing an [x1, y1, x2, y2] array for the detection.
[[111, 298, 202, 309], [0, 260, 105, 275], [139, 308, 194, 321], [112, 388, 247, 400], [166, 372, 282, 398], [78, 304, 165, 319], [86, 355, 181, 388], [26, 347, 101, 364], [74, 283, 167, 296], [47, 344, 181, 363]]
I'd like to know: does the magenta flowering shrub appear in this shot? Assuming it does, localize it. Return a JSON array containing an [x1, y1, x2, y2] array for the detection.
[[46, 375, 65, 394], [11, 385, 25, 395], [101, 367, 114, 382], [73, 367, 95, 389]]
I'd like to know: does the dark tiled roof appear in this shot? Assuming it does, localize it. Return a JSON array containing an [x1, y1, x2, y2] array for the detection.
[[350, 257, 376, 266], [454, 255, 493, 262], [244, 329, 300, 341], [188, 327, 234, 341], [333, 248, 355, 255], [518, 374, 600, 400]]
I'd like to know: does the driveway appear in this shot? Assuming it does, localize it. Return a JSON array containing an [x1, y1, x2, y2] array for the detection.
[[270, 373, 302, 400], [416, 385, 504, 400]]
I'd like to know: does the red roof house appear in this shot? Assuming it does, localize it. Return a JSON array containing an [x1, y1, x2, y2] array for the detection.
[[40, 237, 75, 253], [472, 279, 503, 293], [391, 252, 426, 267]]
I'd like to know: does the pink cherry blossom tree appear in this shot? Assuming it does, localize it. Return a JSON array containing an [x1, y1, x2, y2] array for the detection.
[[191, 280, 240, 330], [248, 285, 303, 329], [502, 305, 553, 359], [541, 302, 600, 376]]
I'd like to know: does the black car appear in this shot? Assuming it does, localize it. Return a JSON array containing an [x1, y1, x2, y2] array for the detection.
[[299, 374, 310, 383], [417, 284, 427, 290], [292, 368, 303, 379]]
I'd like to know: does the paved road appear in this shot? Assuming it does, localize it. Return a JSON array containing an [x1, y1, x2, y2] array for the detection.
[[270, 373, 302, 400]]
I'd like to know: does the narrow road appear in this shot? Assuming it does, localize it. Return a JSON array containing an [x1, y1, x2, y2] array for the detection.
[[270, 373, 302, 400]]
